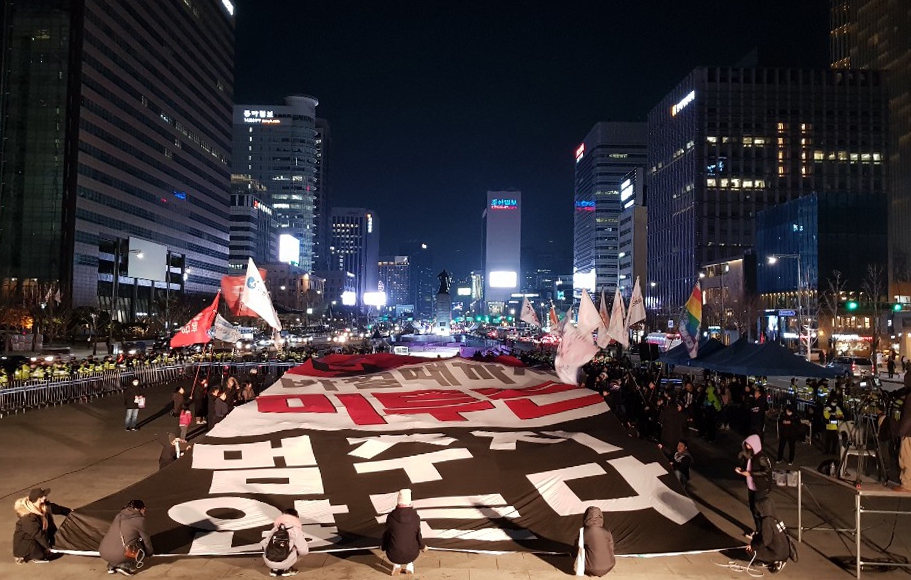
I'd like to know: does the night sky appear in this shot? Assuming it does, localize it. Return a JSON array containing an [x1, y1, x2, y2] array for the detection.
[[233, 0, 831, 277]]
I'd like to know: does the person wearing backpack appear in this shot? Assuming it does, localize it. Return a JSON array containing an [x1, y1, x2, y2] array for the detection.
[[746, 497, 791, 573], [261, 508, 308, 577]]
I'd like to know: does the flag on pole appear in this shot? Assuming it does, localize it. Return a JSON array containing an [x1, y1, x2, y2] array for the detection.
[[577, 289, 602, 337], [625, 277, 646, 328], [240, 258, 282, 331], [596, 289, 612, 348], [548, 303, 559, 329], [605, 287, 628, 348], [679, 283, 702, 359], [520, 296, 541, 327], [221, 269, 267, 317], [555, 321, 600, 385], [556, 307, 573, 336], [211, 314, 241, 343], [170, 293, 220, 348]]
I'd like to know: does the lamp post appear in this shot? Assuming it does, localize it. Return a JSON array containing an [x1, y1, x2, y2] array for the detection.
[[768, 254, 805, 360]]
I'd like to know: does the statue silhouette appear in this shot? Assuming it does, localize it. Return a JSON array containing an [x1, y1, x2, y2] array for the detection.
[[437, 270, 451, 295]]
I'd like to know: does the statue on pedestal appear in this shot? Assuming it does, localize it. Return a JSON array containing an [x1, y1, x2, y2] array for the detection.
[[437, 270, 451, 295]]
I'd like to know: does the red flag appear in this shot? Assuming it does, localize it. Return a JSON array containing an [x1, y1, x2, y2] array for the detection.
[[170, 293, 220, 348], [221, 270, 266, 317], [548, 304, 559, 327]]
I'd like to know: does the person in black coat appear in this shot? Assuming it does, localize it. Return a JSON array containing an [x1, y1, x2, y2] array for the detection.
[[776, 405, 801, 465], [12, 490, 52, 564], [746, 496, 790, 573], [381, 489, 425, 574], [212, 391, 231, 427], [124, 378, 142, 431], [748, 388, 768, 442]]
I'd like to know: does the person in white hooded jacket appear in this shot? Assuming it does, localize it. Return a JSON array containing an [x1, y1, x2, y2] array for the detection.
[[261, 508, 309, 577], [735, 434, 774, 537]]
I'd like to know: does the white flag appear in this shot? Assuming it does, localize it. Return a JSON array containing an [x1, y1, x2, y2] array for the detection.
[[240, 258, 282, 330], [596, 290, 611, 348], [211, 314, 241, 343], [520, 297, 541, 327], [577, 289, 602, 337], [625, 277, 646, 328], [605, 287, 628, 348], [555, 322, 600, 385]]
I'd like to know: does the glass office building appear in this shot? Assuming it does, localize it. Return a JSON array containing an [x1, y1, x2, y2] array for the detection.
[[647, 67, 889, 316], [0, 0, 235, 314]]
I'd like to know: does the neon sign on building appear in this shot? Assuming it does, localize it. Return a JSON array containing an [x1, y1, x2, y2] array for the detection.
[[575, 200, 595, 211], [670, 90, 695, 116], [490, 198, 518, 210]]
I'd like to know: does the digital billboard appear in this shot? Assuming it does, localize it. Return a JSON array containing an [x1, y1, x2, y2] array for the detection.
[[489, 271, 517, 288], [279, 234, 300, 265], [127, 237, 167, 282]]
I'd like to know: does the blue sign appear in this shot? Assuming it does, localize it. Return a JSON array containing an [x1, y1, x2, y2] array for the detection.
[[778, 309, 796, 317], [575, 200, 595, 211], [173, 190, 187, 200], [490, 198, 518, 210]]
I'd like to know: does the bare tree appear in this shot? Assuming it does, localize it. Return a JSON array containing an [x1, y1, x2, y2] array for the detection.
[[821, 270, 846, 352], [861, 264, 886, 352]]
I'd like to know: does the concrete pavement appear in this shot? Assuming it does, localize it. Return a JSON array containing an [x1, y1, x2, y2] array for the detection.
[[1, 377, 909, 579]]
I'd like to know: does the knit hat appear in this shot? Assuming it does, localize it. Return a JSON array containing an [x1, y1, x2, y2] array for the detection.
[[397, 488, 412, 507], [28, 488, 50, 502]]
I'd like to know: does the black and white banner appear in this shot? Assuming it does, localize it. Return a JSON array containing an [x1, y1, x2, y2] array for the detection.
[[56, 354, 739, 556]]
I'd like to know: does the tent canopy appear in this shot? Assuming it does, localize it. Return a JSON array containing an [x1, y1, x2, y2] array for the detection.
[[666, 337, 840, 378], [659, 338, 725, 365]]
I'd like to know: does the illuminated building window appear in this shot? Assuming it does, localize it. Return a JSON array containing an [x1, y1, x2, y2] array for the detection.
[[838, 151, 847, 161], [861, 153, 870, 162], [707, 178, 717, 187], [754, 138, 766, 145], [743, 180, 754, 188], [707, 136, 718, 143], [755, 179, 766, 188], [814, 151, 824, 161], [720, 178, 729, 188], [873, 153, 882, 161]]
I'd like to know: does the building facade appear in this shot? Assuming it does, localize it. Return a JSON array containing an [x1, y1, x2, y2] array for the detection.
[[482, 190, 521, 310], [378, 255, 411, 307], [229, 175, 276, 270], [617, 168, 648, 298], [261, 263, 324, 314], [0, 0, 235, 315], [647, 67, 889, 318], [313, 117, 331, 271], [572, 122, 648, 299], [831, 0, 911, 298], [398, 241, 434, 318], [232, 96, 319, 271], [329, 207, 379, 307]]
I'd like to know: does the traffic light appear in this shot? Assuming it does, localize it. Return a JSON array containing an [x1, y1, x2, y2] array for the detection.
[[846, 301, 858, 311], [894, 303, 903, 312]]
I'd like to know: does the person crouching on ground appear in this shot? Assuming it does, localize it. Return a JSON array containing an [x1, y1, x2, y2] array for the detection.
[[745, 496, 790, 574], [736, 434, 773, 538], [98, 500, 153, 576], [574, 506, 616, 576], [382, 489, 426, 575], [261, 508, 309, 577], [12, 489, 52, 564]]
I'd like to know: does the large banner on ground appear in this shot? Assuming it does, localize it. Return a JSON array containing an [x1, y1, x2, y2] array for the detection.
[[56, 354, 739, 556]]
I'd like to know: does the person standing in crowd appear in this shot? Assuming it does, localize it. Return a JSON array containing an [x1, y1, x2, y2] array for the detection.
[[671, 440, 693, 487], [12, 489, 52, 564], [178, 404, 193, 441], [748, 387, 768, 443], [659, 399, 687, 458], [736, 434, 773, 538], [99, 500, 153, 576], [887, 356, 896, 379], [896, 373, 911, 492], [193, 379, 208, 425], [171, 386, 186, 417], [240, 381, 256, 403], [212, 390, 231, 427], [823, 398, 844, 456], [261, 508, 309, 577], [123, 378, 142, 431], [573, 506, 616, 577], [746, 496, 790, 574], [382, 489, 426, 575], [206, 386, 221, 430], [776, 405, 801, 466]]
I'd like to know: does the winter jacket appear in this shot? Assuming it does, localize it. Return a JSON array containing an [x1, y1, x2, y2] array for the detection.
[[778, 412, 802, 440], [748, 395, 768, 434], [124, 384, 141, 410], [12, 498, 49, 560], [99, 508, 153, 566], [578, 506, 615, 576], [658, 405, 686, 450], [897, 389, 911, 439], [213, 397, 231, 425], [261, 513, 309, 570], [382, 506, 425, 565], [172, 390, 185, 415], [743, 434, 773, 494], [750, 499, 789, 563], [672, 450, 693, 480]]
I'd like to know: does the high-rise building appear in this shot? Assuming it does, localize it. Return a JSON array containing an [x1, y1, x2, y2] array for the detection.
[[482, 191, 522, 311], [0, 0, 235, 314], [232, 96, 319, 271], [617, 168, 647, 297], [647, 67, 889, 316], [329, 208, 379, 307], [313, 118, 332, 271], [378, 255, 411, 307], [831, 0, 911, 297], [399, 241, 434, 318], [229, 175, 276, 271], [573, 123, 648, 299]]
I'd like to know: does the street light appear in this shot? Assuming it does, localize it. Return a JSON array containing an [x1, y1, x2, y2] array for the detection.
[[768, 254, 806, 360]]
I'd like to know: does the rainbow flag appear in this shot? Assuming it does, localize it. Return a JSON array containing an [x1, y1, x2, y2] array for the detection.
[[678, 283, 702, 359]]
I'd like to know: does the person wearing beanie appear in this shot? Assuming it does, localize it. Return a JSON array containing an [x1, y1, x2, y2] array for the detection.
[[381, 489, 425, 575]]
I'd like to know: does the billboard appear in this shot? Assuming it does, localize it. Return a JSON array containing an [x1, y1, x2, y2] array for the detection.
[[279, 234, 300, 265], [363, 291, 387, 307], [489, 271, 517, 288], [127, 237, 167, 282]]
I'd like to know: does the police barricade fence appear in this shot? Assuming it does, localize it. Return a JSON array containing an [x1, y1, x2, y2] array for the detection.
[[0, 361, 300, 417]]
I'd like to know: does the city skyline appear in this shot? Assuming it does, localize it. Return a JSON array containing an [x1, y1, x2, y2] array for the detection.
[[234, 0, 831, 276]]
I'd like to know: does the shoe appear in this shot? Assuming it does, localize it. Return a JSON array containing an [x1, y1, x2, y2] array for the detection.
[[114, 567, 135, 576], [390, 564, 401, 575], [270, 571, 279, 578], [788, 462, 793, 466], [14, 557, 25, 564], [31, 559, 50, 564], [281, 570, 299, 577], [769, 560, 786, 573], [405, 562, 414, 574], [107, 568, 116, 574]]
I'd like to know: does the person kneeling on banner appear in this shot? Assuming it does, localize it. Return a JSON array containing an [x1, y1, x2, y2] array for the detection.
[[261, 508, 309, 577], [572, 506, 616, 577], [745, 497, 791, 574], [98, 499, 153, 576], [382, 489, 426, 575]]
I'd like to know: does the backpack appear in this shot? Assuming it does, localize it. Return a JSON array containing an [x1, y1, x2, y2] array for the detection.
[[264, 524, 292, 562]]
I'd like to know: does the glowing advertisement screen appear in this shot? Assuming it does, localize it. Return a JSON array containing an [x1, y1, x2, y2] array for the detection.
[[279, 234, 300, 265], [489, 271, 518, 288]]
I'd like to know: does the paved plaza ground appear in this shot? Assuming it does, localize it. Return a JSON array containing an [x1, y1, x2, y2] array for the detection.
[[0, 376, 909, 579]]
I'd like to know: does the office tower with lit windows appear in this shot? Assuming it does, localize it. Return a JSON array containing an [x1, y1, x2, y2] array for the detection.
[[232, 95, 319, 271], [647, 67, 889, 316], [398, 240, 434, 318], [617, 168, 647, 297], [482, 190, 521, 310], [831, 0, 911, 296], [572, 123, 648, 299], [229, 175, 276, 270], [378, 255, 411, 307], [0, 0, 235, 315], [313, 118, 332, 271], [328, 208, 379, 306]]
